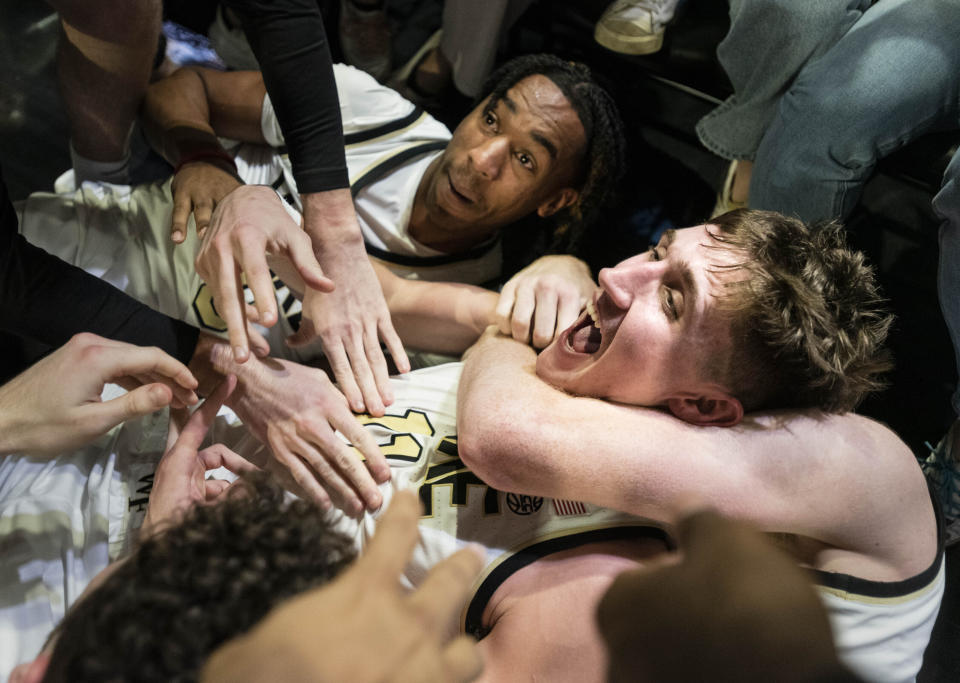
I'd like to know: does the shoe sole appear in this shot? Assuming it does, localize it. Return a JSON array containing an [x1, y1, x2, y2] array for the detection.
[[594, 23, 664, 55]]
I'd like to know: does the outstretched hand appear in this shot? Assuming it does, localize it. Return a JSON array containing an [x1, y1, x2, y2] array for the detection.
[[496, 255, 596, 349], [201, 491, 484, 683], [141, 375, 259, 537], [194, 185, 334, 363], [289, 189, 410, 416], [200, 341, 390, 515], [0, 333, 199, 456]]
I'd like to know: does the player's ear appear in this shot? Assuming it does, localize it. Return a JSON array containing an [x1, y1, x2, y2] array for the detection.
[[667, 395, 743, 427], [537, 187, 579, 218]]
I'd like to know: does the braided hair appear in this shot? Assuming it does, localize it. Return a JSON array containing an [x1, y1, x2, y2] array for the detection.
[[480, 54, 626, 253]]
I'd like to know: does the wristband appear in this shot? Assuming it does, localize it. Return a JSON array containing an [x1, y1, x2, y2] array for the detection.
[[173, 148, 238, 176]]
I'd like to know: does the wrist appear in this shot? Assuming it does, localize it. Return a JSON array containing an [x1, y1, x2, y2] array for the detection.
[[301, 189, 363, 245], [173, 148, 238, 177], [189, 334, 234, 398]]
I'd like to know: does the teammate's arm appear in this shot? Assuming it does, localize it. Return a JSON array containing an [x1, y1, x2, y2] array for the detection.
[[456, 330, 910, 545]]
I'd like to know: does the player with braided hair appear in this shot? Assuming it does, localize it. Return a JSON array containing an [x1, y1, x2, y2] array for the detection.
[[477, 54, 627, 253]]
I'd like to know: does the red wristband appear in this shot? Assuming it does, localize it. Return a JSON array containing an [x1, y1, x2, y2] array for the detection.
[[173, 148, 238, 176]]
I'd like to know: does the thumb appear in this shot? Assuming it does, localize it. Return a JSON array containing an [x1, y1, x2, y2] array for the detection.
[[91, 383, 173, 433], [289, 242, 335, 293], [285, 319, 317, 348]]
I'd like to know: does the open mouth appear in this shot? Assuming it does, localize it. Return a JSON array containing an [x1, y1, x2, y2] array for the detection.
[[565, 298, 603, 354], [447, 173, 475, 204]]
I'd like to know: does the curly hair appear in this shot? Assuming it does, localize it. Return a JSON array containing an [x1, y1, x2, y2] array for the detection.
[[43, 473, 356, 683], [479, 54, 626, 252], [705, 209, 893, 413]]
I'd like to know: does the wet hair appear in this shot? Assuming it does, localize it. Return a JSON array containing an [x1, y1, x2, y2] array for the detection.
[[479, 54, 626, 252], [42, 473, 355, 683], [705, 209, 893, 413]]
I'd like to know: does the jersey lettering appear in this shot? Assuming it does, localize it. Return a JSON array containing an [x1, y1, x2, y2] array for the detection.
[[192, 272, 301, 332], [127, 473, 155, 512], [356, 409, 435, 436]]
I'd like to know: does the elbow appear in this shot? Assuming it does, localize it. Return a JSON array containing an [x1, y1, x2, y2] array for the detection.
[[457, 397, 526, 492], [456, 410, 498, 483]]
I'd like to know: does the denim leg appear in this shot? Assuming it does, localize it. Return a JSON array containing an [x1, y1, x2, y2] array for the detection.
[[750, 0, 960, 222], [935, 149, 960, 415], [695, 0, 869, 161]]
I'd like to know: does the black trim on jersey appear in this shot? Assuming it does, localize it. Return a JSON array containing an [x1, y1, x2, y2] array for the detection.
[[275, 108, 426, 156], [344, 107, 426, 145], [464, 525, 670, 639], [365, 238, 500, 268], [349, 141, 448, 197], [348, 140, 501, 268], [810, 477, 945, 598]]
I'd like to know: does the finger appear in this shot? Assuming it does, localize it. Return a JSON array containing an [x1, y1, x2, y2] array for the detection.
[[105, 345, 199, 392], [86, 383, 173, 436], [245, 303, 260, 323], [172, 375, 237, 455], [288, 234, 335, 292], [213, 252, 250, 363], [360, 490, 421, 580], [325, 342, 365, 414], [365, 328, 391, 401], [237, 240, 279, 327], [193, 200, 214, 236], [495, 280, 518, 336], [171, 193, 191, 243], [204, 478, 231, 500], [284, 317, 316, 349], [138, 370, 199, 408], [268, 445, 335, 511], [379, 316, 410, 375], [530, 288, 559, 349], [674, 507, 736, 561], [338, 409, 391, 485], [510, 284, 536, 344], [246, 323, 272, 358], [409, 544, 484, 628], [439, 636, 485, 683], [166, 406, 190, 450], [290, 431, 370, 516], [556, 290, 585, 338], [344, 333, 383, 417], [199, 443, 260, 476]]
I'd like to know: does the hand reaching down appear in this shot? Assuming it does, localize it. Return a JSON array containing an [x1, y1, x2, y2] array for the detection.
[[0, 333, 199, 456], [496, 255, 596, 349]]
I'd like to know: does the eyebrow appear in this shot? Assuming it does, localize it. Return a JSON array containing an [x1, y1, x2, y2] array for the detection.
[[659, 229, 699, 302], [499, 95, 560, 161]]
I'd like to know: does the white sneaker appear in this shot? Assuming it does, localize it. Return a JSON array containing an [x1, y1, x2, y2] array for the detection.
[[594, 0, 679, 55]]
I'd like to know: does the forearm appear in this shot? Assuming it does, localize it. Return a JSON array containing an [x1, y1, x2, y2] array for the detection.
[[0, 225, 199, 367], [142, 68, 223, 167], [383, 276, 498, 355], [457, 332, 673, 513], [143, 67, 266, 167], [225, 0, 348, 192], [301, 189, 363, 256]]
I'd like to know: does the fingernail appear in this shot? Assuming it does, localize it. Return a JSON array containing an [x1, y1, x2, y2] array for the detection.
[[172, 231, 183, 242], [233, 346, 248, 362], [260, 311, 276, 326]]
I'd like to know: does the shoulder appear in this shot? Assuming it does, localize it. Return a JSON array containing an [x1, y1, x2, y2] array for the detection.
[[332, 63, 419, 133]]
